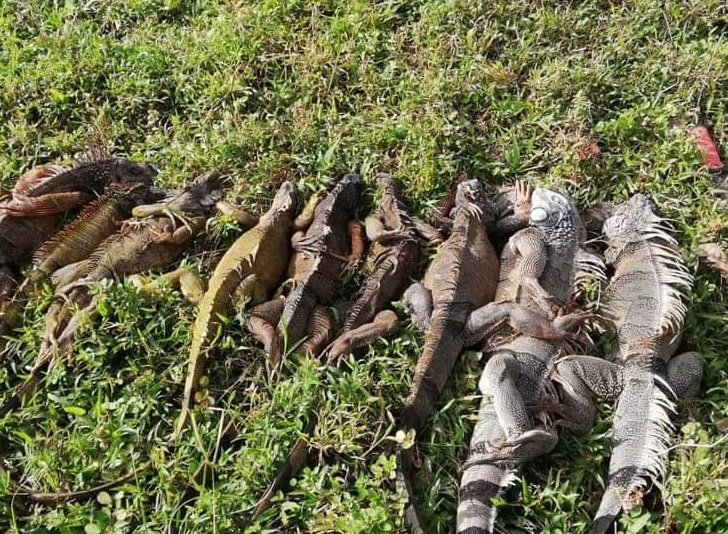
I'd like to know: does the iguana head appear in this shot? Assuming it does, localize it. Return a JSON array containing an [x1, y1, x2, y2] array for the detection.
[[529, 188, 581, 240], [330, 172, 363, 213], [164, 170, 225, 216], [452, 179, 493, 222], [602, 193, 661, 244], [106, 181, 162, 207], [268, 180, 297, 217], [110, 158, 159, 187]]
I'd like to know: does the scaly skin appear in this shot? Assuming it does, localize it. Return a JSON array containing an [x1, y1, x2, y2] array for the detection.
[[248, 173, 363, 363], [456, 188, 602, 534], [1, 156, 158, 218], [246, 174, 438, 524], [175, 180, 298, 436], [0, 157, 158, 334], [0, 171, 224, 419], [21, 183, 161, 291], [0, 166, 64, 266], [399, 180, 502, 434], [396, 179, 502, 533], [325, 172, 442, 364], [550, 194, 703, 533]]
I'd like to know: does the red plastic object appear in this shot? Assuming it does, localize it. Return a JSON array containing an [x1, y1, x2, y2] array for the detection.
[[689, 125, 725, 173]]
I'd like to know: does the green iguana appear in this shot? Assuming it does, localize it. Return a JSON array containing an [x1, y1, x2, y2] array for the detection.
[[247, 173, 364, 363], [0, 156, 158, 261], [20, 183, 162, 292], [551, 193, 703, 533], [456, 187, 602, 534], [0, 170, 223, 418], [174, 180, 299, 436]]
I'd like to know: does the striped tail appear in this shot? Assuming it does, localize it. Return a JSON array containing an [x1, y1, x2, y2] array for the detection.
[[589, 488, 621, 534], [457, 461, 518, 534], [589, 366, 676, 534], [456, 398, 519, 534]]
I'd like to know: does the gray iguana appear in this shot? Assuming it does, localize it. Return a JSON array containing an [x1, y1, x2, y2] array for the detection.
[[397, 181, 592, 531], [551, 193, 703, 533], [456, 187, 602, 534]]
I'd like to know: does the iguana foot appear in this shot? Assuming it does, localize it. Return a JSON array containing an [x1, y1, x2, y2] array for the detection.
[[552, 308, 595, 338], [513, 179, 533, 217], [292, 233, 321, 256], [484, 427, 558, 463]]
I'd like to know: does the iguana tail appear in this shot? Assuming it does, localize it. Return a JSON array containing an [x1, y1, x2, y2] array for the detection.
[[456, 461, 518, 534], [589, 363, 676, 534], [455, 390, 522, 534], [396, 447, 427, 534]]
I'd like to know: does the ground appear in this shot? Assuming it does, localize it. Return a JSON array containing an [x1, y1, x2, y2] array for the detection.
[[1, 1, 727, 533]]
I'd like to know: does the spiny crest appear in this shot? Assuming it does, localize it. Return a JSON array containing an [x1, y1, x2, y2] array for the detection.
[[610, 371, 676, 497], [605, 194, 692, 334], [603, 194, 668, 247], [573, 247, 607, 288], [71, 140, 112, 167], [31, 193, 114, 266]]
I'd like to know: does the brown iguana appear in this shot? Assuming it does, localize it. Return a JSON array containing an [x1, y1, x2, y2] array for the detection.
[[323, 172, 442, 364], [551, 193, 703, 533], [19, 183, 163, 292], [247, 173, 364, 363], [0, 170, 224, 418], [395, 178, 516, 531], [244, 172, 441, 525], [0, 156, 158, 261], [456, 188, 602, 534], [0, 156, 158, 333], [174, 180, 299, 437]]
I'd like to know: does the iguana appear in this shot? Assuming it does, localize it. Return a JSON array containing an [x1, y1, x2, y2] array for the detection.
[[550, 193, 703, 533], [0, 170, 224, 418], [19, 183, 162, 292], [174, 180, 299, 436], [323, 172, 442, 364], [398, 182, 589, 437], [0, 156, 158, 263], [247, 173, 364, 363], [396, 178, 529, 531], [0, 156, 157, 333], [456, 187, 602, 534], [244, 173, 441, 524]]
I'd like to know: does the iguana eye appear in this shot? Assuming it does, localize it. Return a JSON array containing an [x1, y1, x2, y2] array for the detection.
[[531, 207, 548, 223]]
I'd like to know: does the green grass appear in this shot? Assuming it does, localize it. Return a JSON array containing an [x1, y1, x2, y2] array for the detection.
[[1, 0, 728, 532]]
